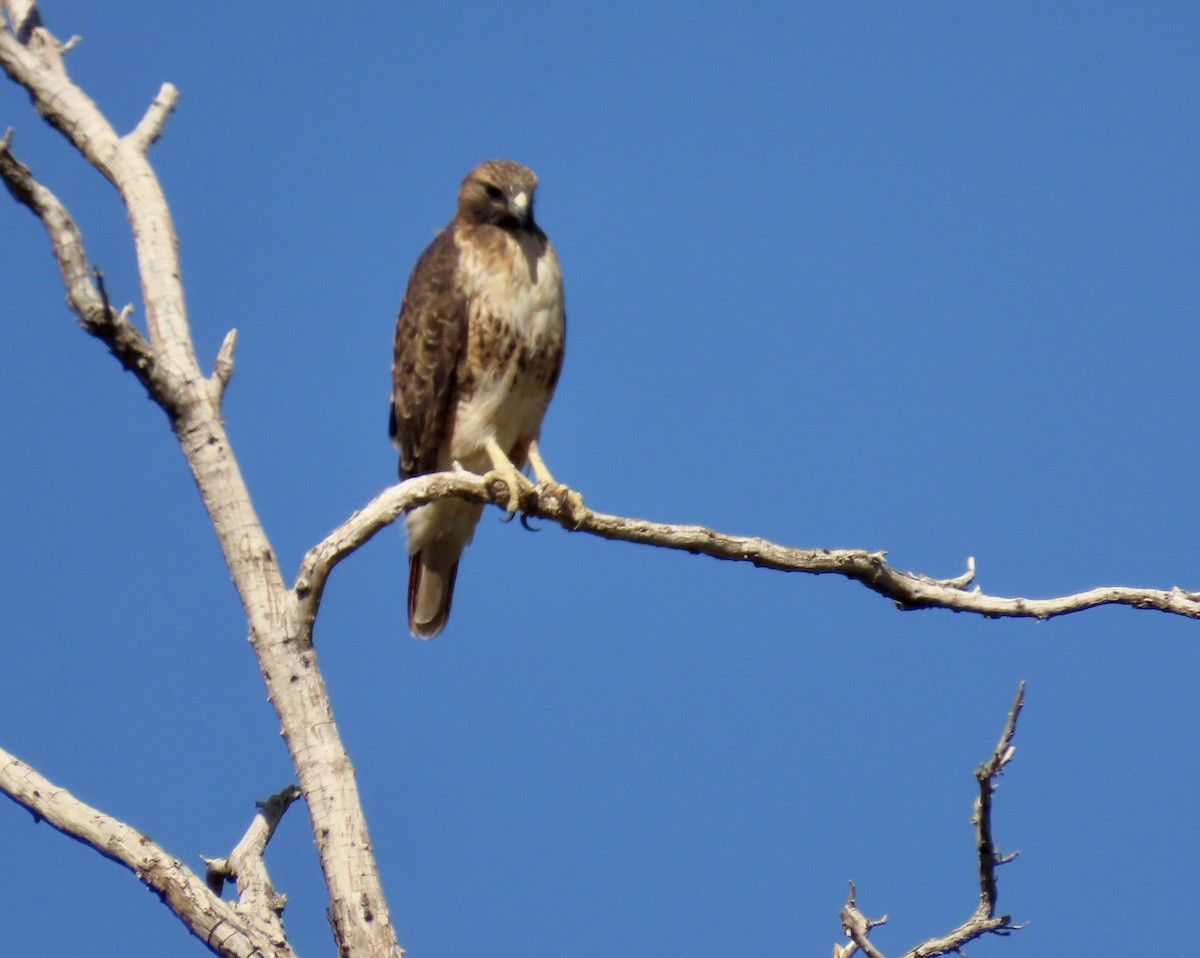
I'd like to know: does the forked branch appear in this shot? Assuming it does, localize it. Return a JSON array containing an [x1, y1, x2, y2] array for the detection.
[[1, 6, 399, 956], [834, 683, 1026, 958], [127, 81, 179, 152], [203, 786, 303, 949], [0, 130, 164, 396], [0, 746, 294, 958]]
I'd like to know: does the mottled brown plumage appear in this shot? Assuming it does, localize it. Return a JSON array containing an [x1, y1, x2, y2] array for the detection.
[[390, 160, 566, 638]]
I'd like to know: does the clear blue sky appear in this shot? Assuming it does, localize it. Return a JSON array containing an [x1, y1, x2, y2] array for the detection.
[[2, 2, 1197, 955]]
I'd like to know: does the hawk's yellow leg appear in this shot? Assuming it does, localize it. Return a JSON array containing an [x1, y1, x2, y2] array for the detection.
[[527, 439, 586, 519], [525, 439, 558, 486], [484, 437, 584, 519], [484, 438, 537, 515]]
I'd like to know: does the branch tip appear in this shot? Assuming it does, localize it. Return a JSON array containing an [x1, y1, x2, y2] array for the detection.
[[202, 784, 302, 931], [209, 328, 238, 405], [127, 82, 179, 151]]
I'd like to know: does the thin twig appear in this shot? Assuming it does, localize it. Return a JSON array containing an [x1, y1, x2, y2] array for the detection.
[[838, 881, 888, 958], [835, 685, 1025, 958], [896, 685, 1024, 958], [974, 682, 1024, 916]]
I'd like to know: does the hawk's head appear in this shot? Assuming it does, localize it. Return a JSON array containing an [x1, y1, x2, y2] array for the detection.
[[458, 159, 540, 230]]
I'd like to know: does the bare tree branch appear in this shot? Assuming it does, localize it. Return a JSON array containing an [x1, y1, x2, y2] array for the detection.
[[210, 328, 238, 406], [835, 684, 1025, 958], [1, 7, 401, 956], [0, 129, 165, 396], [203, 786, 303, 948], [127, 81, 179, 152], [973, 683, 1023, 917], [3, 0, 41, 43], [0, 6, 197, 379], [297, 474, 1200, 624], [0, 746, 294, 958], [835, 881, 888, 958]]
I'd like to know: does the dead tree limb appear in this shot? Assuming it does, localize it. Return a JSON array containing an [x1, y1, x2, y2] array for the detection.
[[834, 683, 1025, 958], [203, 786, 303, 947], [0, 746, 297, 958], [0, 6, 400, 957], [297, 474, 1200, 624]]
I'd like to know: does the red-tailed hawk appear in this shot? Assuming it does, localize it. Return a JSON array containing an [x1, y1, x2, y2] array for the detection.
[[390, 159, 567, 638]]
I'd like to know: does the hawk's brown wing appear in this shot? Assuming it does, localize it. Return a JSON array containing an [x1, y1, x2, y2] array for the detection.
[[390, 228, 468, 480]]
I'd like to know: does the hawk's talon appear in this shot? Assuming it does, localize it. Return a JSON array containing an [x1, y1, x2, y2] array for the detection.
[[565, 493, 587, 528], [537, 480, 586, 525], [520, 513, 540, 532], [484, 464, 536, 518]]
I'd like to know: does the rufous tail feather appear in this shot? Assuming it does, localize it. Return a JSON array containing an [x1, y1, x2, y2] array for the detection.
[[408, 553, 458, 639]]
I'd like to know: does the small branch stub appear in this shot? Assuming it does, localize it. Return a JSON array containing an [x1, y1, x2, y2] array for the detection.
[[210, 328, 238, 406], [127, 81, 179, 152]]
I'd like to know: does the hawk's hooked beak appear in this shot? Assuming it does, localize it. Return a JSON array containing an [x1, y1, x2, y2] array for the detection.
[[509, 191, 531, 225]]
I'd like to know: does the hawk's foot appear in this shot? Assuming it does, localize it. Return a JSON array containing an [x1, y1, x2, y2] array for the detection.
[[484, 462, 536, 518], [483, 437, 536, 516], [537, 479, 587, 527]]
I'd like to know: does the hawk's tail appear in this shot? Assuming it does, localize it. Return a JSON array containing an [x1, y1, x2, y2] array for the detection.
[[408, 553, 459, 639]]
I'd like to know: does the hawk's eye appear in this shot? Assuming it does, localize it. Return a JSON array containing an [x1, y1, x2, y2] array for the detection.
[[483, 183, 504, 201]]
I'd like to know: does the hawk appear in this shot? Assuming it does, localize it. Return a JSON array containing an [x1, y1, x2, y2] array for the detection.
[[390, 159, 568, 638]]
